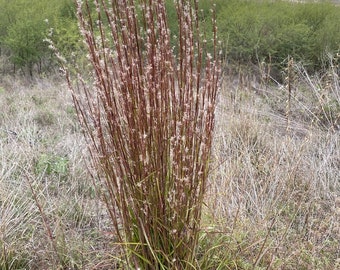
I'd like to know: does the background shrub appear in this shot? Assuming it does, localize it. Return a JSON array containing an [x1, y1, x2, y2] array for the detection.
[[217, 0, 340, 72], [0, 0, 79, 76], [0, 0, 339, 77]]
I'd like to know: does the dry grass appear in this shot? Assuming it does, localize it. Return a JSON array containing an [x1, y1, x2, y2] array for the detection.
[[0, 61, 339, 269], [0, 76, 116, 269], [204, 62, 339, 269]]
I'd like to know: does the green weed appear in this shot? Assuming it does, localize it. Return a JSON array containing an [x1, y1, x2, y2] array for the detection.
[[34, 153, 69, 177]]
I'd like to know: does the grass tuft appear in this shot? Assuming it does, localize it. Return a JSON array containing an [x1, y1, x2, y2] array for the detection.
[[62, 0, 221, 268]]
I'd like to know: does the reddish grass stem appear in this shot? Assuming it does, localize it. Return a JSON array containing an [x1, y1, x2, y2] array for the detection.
[[64, 0, 220, 268]]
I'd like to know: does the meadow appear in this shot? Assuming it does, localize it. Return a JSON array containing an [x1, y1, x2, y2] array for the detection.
[[0, 58, 339, 269], [0, 0, 339, 269]]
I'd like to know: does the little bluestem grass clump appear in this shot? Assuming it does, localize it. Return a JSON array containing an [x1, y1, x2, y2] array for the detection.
[[63, 0, 220, 268]]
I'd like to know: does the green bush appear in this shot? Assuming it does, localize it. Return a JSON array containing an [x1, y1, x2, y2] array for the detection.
[[1, 0, 338, 77], [4, 18, 48, 74], [49, 0, 83, 66], [0, 0, 79, 76], [217, 0, 340, 72]]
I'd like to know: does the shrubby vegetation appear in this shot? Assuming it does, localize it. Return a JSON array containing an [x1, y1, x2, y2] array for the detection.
[[0, 0, 339, 77], [0, 0, 78, 76], [217, 0, 340, 73]]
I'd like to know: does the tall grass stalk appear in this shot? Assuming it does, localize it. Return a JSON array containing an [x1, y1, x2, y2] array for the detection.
[[64, 0, 220, 268]]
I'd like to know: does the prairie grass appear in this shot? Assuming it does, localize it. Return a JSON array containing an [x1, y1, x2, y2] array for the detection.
[[0, 76, 116, 269], [204, 60, 339, 269], [0, 61, 338, 269], [1, 11, 340, 269], [62, 0, 220, 268]]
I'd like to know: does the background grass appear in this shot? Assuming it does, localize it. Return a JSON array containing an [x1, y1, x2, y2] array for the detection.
[[0, 76, 120, 269], [0, 57, 339, 269]]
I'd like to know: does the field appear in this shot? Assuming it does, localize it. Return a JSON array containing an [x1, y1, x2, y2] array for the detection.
[[1, 0, 340, 269], [0, 58, 339, 269]]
